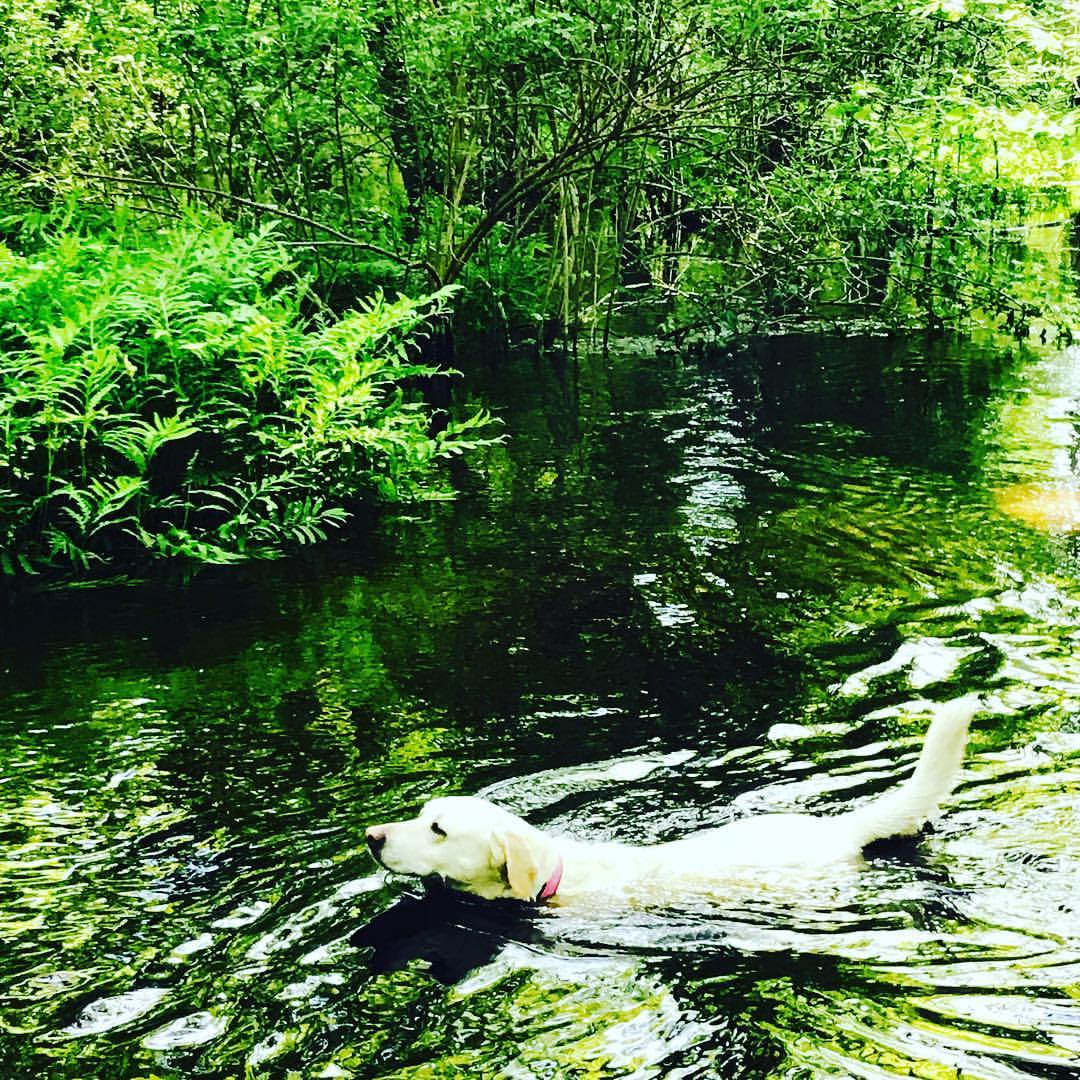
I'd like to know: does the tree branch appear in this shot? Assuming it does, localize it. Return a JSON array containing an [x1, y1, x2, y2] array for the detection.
[[73, 171, 437, 279]]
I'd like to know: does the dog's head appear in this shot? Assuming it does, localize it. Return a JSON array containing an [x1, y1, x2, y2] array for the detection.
[[366, 796, 561, 901]]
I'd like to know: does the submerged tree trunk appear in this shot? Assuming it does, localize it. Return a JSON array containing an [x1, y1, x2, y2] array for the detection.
[[421, 318, 456, 435]]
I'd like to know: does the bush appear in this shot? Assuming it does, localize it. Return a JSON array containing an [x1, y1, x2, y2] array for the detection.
[[0, 207, 496, 576]]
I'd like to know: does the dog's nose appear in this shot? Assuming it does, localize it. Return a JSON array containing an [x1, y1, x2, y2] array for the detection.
[[366, 826, 387, 855]]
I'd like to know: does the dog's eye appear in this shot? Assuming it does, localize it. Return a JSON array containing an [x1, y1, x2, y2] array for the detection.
[[430, 821, 446, 837]]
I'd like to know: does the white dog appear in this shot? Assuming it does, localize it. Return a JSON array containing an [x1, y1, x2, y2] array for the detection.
[[365, 695, 979, 905]]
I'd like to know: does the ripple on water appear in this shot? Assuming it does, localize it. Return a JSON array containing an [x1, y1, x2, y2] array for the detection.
[[60, 988, 170, 1038], [142, 1010, 229, 1050], [5, 337, 1080, 1077]]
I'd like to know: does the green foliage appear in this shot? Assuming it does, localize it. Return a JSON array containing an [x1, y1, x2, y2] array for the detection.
[[3, 0, 1080, 335], [0, 208, 496, 576], [658, 0, 1080, 339]]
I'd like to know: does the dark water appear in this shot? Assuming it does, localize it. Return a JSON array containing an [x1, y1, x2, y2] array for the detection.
[[3, 335, 1080, 1078]]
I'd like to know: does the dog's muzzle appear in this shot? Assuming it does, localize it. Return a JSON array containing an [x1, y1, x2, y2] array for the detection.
[[366, 826, 388, 861]]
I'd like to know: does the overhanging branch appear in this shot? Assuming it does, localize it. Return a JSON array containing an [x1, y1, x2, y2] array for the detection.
[[74, 172, 438, 281]]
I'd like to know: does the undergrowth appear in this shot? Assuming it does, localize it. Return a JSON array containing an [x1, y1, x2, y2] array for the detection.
[[0, 207, 496, 577]]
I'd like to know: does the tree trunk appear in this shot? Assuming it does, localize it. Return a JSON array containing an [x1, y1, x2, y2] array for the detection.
[[367, 19, 433, 246]]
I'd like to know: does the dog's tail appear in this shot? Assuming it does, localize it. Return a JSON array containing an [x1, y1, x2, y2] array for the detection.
[[841, 693, 980, 848]]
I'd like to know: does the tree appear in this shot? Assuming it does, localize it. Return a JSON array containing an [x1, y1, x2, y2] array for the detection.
[[2, 0, 1078, 336]]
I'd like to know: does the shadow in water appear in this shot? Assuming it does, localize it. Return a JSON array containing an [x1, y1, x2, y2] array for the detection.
[[350, 886, 544, 985]]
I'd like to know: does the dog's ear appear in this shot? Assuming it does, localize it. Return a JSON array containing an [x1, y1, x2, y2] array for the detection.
[[493, 830, 542, 900]]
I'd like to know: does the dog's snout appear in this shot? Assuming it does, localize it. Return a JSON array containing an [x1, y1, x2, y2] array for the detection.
[[366, 826, 388, 854]]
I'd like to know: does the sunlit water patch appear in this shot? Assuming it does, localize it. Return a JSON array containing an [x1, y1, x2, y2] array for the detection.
[[989, 344, 1080, 535], [3, 335, 1080, 1077]]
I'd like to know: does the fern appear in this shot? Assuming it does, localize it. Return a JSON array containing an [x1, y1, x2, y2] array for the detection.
[[0, 205, 498, 577]]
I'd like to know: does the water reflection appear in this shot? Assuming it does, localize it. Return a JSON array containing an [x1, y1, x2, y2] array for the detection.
[[992, 345, 1080, 534], [3, 335, 1080, 1077]]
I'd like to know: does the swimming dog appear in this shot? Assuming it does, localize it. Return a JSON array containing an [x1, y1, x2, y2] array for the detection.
[[365, 695, 979, 905]]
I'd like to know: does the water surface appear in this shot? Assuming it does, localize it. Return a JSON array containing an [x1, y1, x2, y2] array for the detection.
[[3, 334, 1080, 1077]]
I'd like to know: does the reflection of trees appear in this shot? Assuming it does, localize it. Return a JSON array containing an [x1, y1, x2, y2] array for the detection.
[[8, 334, 1080, 1075]]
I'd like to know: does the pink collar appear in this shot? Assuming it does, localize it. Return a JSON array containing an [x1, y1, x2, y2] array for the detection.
[[536, 856, 563, 902]]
